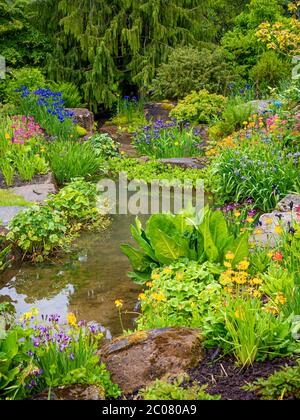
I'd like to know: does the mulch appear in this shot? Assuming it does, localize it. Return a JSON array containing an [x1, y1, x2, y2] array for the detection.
[[187, 348, 297, 400]]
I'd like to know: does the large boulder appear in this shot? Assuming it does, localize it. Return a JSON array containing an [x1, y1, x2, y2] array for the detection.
[[277, 194, 300, 213], [67, 108, 94, 133], [98, 327, 203, 394], [144, 102, 176, 122]]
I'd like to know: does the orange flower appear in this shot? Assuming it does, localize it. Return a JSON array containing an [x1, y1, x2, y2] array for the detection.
[[273, 251, 283, 262]]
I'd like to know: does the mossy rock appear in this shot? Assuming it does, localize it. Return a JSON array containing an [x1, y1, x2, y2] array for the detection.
[[98, 327, 203, 394]]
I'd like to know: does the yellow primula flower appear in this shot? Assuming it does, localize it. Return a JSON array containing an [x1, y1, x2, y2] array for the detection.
[[275, 293, 286, 306], [163, 267, 173, 275], [225, 251, 235, 260], [151, 272, 161, 281], [274, 225, 283, 235], [253, 290, 261, 298], [237, 260, 250, 271], [5, 133, 10, 140], [20, 311, 33, 322], [235, 276, 247, 285], [67, 312, 77, 327], [114, 299, 124, 309], [265, 217, 273, 225], [151, 293, 166, 302], [139, 293, 147, 301], [250, 277, 263, 286]]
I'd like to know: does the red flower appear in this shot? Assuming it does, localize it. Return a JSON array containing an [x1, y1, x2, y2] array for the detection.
[[273, 251, 283, 262]]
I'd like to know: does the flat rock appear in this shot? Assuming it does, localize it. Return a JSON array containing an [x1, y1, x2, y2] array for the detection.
[[98, 327, 203, 394], [159, 157, 205, 170], [277, 194, 300, 213], [0, 206, 28, 226], [13, 183, 57, 204]]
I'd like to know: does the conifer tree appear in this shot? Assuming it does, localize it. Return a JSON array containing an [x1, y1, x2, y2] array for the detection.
[[33, 0, 248, 109]]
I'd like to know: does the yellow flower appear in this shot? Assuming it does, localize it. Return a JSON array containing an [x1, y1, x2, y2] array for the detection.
[[246, 217, 254, 223], [267, 251, 273, 258], [151, 272, 161, 281], [220, 274, 232, 286], [67, 312, 77, 327], [224, 287, 234, 294], [20, 311, 33, 322], [237, 260, 250, 271], [275, 293, 286, 306], [146, 281, 153, 288], [274, 225, 283, 235], [5, 133, 10, 140], [235, 276, 247, 285], [242, 121, 248, 126], [139, 293, 147, 301], [151, 293, 165, 302], [234, 211, 241, 217], [255, 228, 263, 236], [224, 261, 232, 268], [250, 277, 263, 286], [253, 290, 261, 298], [114, 299, 124, 308], [225, 251, 235, 260], [163, 267, 173, 275], [265, 217, 273, 225]]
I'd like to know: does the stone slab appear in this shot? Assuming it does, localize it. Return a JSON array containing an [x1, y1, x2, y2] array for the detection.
[[13, 183, 57, 203], [0, 206, 28, 226]]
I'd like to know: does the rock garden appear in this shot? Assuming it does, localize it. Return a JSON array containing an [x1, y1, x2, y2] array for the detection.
[[0, 0, 299, 401]]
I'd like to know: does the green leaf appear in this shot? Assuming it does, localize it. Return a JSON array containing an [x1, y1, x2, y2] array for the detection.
[[120, 244, 151, 272]]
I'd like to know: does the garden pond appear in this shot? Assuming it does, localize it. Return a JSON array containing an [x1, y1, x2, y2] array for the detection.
[[0, 184, 204, 337]]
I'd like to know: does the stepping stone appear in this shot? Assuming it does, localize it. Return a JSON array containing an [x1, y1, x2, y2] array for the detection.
[[159, 157, 205, 169], [13, 183, 57, 204], [0, 206, 28, 226]]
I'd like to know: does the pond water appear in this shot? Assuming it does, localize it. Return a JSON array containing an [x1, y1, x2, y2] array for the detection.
[[0, 213, 143, 337], [0, 183, 206, 337]]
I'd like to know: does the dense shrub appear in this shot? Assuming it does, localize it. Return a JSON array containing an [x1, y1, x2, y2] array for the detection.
[[249, 51, 291, 93], [170, 90, 226, 124], [151, 46, 237, 99]]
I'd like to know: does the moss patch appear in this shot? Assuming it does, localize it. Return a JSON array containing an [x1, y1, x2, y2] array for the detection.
[[0, 189, 31, 207]]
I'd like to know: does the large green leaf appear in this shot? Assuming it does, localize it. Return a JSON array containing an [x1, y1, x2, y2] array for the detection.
[[120, 244, 151, 272], [130, 219, 157, 261], [209, 210, 229, 252], [198, 214, 219, 263], [148, 228, 188, 265], [227, 234, 249, 265]]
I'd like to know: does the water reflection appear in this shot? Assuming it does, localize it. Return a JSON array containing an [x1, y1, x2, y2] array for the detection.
[[0, 213, 142, 337]]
